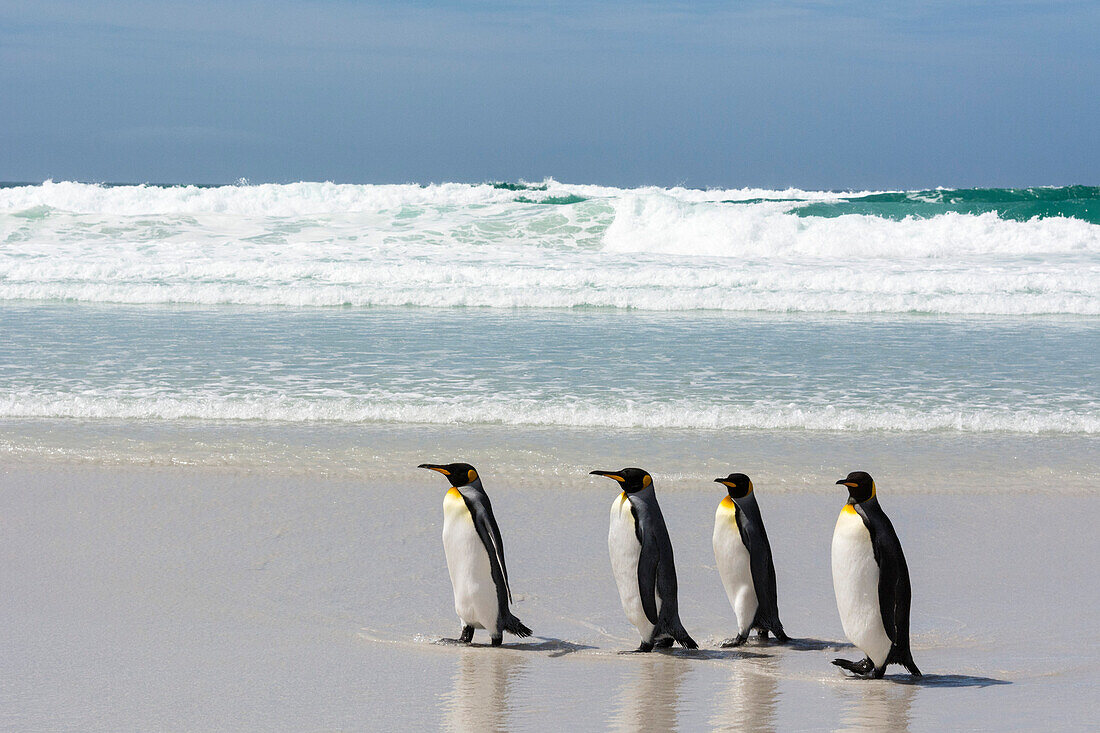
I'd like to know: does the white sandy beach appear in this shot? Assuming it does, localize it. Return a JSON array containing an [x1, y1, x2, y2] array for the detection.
[[3, 433, 1097, 731]]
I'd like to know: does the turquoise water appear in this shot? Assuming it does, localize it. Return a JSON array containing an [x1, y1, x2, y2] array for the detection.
[[788, 185, 1100, 223]]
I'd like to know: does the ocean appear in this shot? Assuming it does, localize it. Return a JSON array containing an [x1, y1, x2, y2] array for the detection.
[[1, 181, 1097, 471], [2, 180, 1098, 729]]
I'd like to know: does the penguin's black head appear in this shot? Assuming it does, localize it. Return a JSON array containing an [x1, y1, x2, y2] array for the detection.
[[590, 467, 652, 493], [715, 472, 753, 499], [837, 471, 875, 503], [418, 462, 480, 488]]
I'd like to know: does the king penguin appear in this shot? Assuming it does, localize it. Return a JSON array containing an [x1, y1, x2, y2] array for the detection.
[[419, 462, 531, 646], [591, 467, 697, 652], [831, 471, 921, 678], [712, 473, 789, 646]]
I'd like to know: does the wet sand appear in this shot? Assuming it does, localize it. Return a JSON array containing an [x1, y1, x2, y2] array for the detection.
[[2, 462, 1097, 730]]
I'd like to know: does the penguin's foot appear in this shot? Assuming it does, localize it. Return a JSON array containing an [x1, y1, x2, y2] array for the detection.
[[459, 625, 475, 644], [490, 636, 503, 647], [654, 637, 674, 649], [832, 657, 875, 677], [720, 633, 749, 648], [756, 629, 769, 639]]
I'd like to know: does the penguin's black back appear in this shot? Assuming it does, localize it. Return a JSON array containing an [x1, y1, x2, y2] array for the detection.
[[734, 494, 787, 639], [456, 482, 531, 638], [855, 497, 919, 673], [628, 487, 697, 649]]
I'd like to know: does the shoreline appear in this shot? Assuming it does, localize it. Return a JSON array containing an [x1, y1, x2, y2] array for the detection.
[[2, 419, 1097, 494]]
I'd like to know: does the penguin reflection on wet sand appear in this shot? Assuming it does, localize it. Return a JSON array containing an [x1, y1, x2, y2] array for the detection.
[[712, 473, 789, 646], [831, 471, 921, 678], [419, 462, 531, 646], [591, 468, 698, 652]]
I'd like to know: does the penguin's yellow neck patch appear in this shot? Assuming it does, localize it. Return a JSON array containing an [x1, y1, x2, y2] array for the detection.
[[841, 503, 859, 515], [444, 486, 472, 522], [718, 495, 738, 526]]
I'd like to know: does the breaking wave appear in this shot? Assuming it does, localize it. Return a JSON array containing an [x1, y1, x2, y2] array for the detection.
[[1, 180, 1098, 314]]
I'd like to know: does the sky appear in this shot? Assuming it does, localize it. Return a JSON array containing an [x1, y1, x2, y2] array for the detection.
[[1, 0, 1098, 189]]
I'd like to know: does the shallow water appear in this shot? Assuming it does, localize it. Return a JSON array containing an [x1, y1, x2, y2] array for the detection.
[[2, 305, 1097, 435]]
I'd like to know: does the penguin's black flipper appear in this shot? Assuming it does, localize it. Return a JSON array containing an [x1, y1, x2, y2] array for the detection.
[[470, 494, 513, 602], [481, 497, 512, 597], [635, 525, 661, 626]]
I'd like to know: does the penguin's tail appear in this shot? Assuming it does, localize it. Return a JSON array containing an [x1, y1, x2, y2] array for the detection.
[[753, 608, 789, 643], [661, 617, 698, 650], [899, 653, 922, 677], [503, 612, 532, 638], [889, 646, 922, 677]]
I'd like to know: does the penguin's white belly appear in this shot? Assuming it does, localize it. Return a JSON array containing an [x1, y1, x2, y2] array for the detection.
[[832, 507, 892, 667], [713, 500, 758, 635], [608, 494, 659, 641], [443, 489, 499, 632]]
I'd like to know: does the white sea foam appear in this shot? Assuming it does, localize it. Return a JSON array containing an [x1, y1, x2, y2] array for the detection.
[[603, 193, 1099, 258], [0, 179, 840, 215], [2, 391, 1095, 434], [2, 181, 1098, 314]]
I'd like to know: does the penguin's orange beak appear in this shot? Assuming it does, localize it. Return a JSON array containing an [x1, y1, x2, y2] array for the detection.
[[418, 464, 451, 476], [590, 470, 625, 483]]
